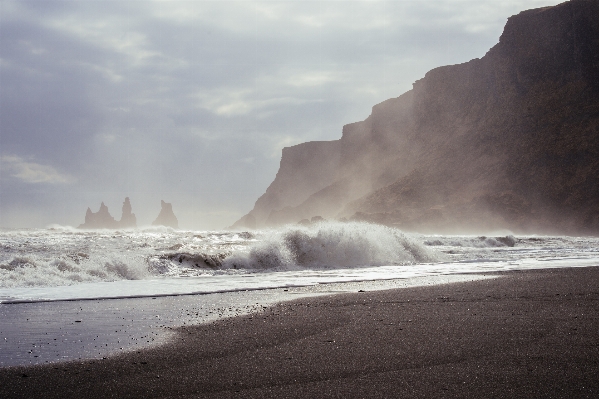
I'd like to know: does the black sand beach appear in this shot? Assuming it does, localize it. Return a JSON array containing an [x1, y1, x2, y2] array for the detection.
[[1, 267, 598, 398]]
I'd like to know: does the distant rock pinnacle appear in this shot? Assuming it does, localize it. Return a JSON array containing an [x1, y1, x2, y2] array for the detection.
[[152, 200, 179, 229], [119, 197, 137, 228], [78, 202, 117, 229], [78, 198, 137, 229]]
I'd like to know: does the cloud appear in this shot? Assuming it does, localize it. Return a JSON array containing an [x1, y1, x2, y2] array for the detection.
[[0, 155, 75, 184], [192, 88, 254, 117], [192, 85, 325, 117]]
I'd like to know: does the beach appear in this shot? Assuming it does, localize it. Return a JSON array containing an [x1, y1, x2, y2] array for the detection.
[[1, 267, 597, 398]]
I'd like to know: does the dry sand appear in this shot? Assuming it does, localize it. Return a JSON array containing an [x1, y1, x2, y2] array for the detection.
[[1, 267, 598, 398]]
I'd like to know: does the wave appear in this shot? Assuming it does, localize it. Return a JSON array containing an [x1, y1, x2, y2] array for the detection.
[[3, 224, 599, 292], [423, 235, 517, 248], [0, 254, 151, 288], [0, 222, 437, 288], [0, 237, 234, 289], [222, 222, 438, 270]]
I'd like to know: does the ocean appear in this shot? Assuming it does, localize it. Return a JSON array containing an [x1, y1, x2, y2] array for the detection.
[[2, 221, 598, 303], [2, 220, 599, 367]]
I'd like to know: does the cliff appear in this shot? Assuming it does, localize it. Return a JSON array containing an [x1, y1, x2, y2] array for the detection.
[[233, 0, 599, 234], [231, 140, 342, 228]]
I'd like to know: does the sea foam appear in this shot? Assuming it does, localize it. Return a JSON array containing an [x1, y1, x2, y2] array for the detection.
[[222, 221, 438, 270], [0, 253, 152, 288], [0, 222, 436, 288], [3, 223, 599, 293]]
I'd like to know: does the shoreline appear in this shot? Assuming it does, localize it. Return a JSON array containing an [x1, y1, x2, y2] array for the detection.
[[1, 267, 598, 398], [0, 273, 494, 305], [0, 274, 493, 368]]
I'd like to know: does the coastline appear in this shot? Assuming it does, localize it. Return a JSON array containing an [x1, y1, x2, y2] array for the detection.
[[0, 274, 493, 368], [1, 267, 598, 398]]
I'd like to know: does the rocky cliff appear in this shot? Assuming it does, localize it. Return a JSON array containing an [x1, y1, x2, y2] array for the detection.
[[233, 0, 599, 234]]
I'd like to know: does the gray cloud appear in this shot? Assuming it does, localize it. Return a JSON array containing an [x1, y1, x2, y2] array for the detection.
[[0, 0, 562, 229], [0, 154, 75, 184]]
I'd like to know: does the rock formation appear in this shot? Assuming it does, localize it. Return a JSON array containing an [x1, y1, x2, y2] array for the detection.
[[119, 197, 137, 228], [152, 200, 179, 229], [78, 198, 137, 229], [78, 202, 118, 229], [232, 0, 599, 234]]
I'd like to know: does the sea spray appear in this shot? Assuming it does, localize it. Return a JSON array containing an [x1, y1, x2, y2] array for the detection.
[[0, 222, 437, 288], [3, 224, 598, 294], [424, 235, 517, 248], [222, 221, 438, 270], [0, 253, 152, 288]]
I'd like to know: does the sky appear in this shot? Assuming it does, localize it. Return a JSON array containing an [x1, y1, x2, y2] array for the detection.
[[0, 0, 563, 230]]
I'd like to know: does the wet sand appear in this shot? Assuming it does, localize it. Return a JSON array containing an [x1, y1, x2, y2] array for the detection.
[[0, 274, 491, 368], [1, 267, 598, 398]]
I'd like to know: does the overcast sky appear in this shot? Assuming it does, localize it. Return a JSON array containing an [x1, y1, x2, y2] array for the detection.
[[0, 0, 562, 229]]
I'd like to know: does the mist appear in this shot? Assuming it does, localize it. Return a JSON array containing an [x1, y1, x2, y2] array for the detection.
[[0, 0, 564, 230]]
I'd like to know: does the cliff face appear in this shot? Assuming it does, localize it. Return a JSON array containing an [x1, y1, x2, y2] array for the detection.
[[231, 140, 342, 228], [233, 0, 599, 234]]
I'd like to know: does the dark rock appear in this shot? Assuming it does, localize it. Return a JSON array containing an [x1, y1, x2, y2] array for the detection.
[[78, 202, 118, 229], [229, 213, 256, 230], [152, 200, 179, 229], [78, 198, 137, 229], [119, 197, 137, 228], [234, 141, 342, 228], [233, 0, 599, 234]]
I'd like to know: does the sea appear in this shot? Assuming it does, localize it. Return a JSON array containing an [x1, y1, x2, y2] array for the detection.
[[2, 221, 599, 304]]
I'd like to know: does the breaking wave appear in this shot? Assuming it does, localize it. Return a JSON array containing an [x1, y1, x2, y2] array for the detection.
[[222, 222, 438, 270], [423, 235, 517, 248], [2, 223, 599, 294], [0, 254, 152, 288], [0, 222, 437, 288]]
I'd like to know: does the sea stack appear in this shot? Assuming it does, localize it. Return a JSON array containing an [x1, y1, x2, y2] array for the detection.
[[119, 197, 137, 228], [78, 198, 138, 229], [152, 200, 179, 229], [78, 202, 118, 229]]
